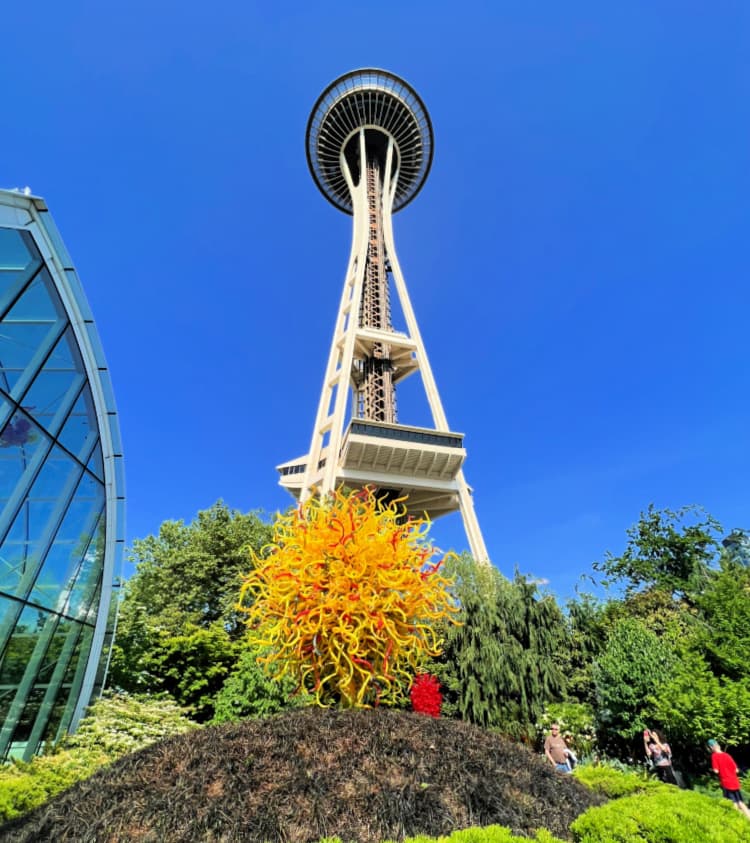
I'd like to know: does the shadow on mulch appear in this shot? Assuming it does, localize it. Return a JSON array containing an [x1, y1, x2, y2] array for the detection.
[[0, 708, 605, 843]]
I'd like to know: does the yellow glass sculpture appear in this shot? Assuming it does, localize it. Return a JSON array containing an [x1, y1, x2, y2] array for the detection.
[[239, 487, 458, 707]]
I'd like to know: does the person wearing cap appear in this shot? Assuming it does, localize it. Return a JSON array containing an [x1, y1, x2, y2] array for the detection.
[[708, 739, 750, 819], [544, 723, 572, 773]]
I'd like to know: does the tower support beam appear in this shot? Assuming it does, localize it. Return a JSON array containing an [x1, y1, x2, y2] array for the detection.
[[279, 69, 490, 565]]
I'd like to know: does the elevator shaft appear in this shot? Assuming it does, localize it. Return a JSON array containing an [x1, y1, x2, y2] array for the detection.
[[356, 158, 396, 423]]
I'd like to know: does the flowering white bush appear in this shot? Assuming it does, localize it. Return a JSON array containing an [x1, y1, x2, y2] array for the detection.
[[62, 690, 198, 757]]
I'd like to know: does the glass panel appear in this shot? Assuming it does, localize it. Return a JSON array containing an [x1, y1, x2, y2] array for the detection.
[[0, 604, 45, 691], [0, 393, 11, 431], [0, 270, 66, 395], [57, 386, 98, 462], [68, 522, 104, 622], [9, 687, 45, 744], [0, 411, 51, 583], [83, 579, 102, 626], [21, 328, 86, 438], [86, 443, 104, 481], [0, 406, 45, 454], [4, 270, 64, 323], [27, 473, 104, 612], [35, 616, 73, 687], [0, 229, 42, 318], [0, 443, 83, 595], [41, 626, 89, 745]]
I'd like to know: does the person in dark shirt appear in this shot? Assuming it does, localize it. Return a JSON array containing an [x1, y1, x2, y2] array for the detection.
[[709, 739, 750, 819]]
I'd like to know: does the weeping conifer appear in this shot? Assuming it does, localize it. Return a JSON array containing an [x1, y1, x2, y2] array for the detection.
[[430, 555, 566, 738]]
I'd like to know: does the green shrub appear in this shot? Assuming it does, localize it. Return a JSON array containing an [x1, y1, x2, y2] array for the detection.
[[571, 787, 749, 842], [0, 748, 105, 820], [62, 690, 197, 756], [0, 692, 197, 822], [573, 764, 664, 798], [211, 648, 309, 723], [388, 828, 565, 843], [321, 829, 565, 843]]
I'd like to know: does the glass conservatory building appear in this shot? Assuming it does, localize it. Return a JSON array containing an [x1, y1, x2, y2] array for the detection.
[[0, 188, 124, 760]]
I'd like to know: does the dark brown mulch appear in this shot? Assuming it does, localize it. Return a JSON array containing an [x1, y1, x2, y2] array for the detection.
[[0, 708, 604, 843]]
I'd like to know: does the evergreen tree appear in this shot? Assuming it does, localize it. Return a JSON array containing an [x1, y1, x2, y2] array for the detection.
[[430, 555, 566, 738]]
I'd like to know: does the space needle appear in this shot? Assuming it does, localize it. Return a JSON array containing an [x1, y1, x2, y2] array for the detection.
[[277, 69, 489, 564]]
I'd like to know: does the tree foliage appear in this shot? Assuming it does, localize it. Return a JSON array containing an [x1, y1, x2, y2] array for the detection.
[[592, 616, 676, 745], [108, 501, 272, 719], [652, 649, 750, 754], [430, 555, 566, 738], [116, 500, 272, 636], [696, 558, 750, 680], [593, 504, 722, 601], [63, 691, 197, 756], [560, 594, 608, 706], [211, 647, 308, 723]]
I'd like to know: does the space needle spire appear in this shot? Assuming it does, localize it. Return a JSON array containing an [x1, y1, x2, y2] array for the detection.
[[277, 69, 489, 564]]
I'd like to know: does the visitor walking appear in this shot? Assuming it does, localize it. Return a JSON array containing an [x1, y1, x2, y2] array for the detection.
[[544, 723, 572, 773], [708, 739, 750, 819], [643, 729, 678, 785]]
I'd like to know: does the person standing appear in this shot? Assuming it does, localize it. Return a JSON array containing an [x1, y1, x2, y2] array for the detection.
[[708, 739, 750, 819], [544, 723, 571, 773], [643, 729, 678, 785]]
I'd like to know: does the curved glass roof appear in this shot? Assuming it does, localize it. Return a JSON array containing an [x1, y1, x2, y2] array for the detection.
[[0, 190, 125, 760], [306, 69, 434, 214]]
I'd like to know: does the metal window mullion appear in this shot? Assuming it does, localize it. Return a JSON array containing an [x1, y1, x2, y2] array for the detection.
[[0, 428, 55, 547], [0, 610, 63, 759], [0, 457, 88, 654], [54, 623, 93, 742], [18, 457, 91, 607], [67, 575, 103, 731], [0, 589, 96, 627], [0, 387, 14, 431], [0, 261, 43, 323], [42, 372, 87, 440], [6, 318, 68, 404], [57, 504, 105, 619], [22, 618, 85, 759]]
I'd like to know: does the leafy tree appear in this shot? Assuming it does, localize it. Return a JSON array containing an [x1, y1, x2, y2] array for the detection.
[[211, 648, 308, 723], [651, 649, 750, 758], [594, 505, 722, 602], [430, 555, 566, 738], [108, 501, 273, 719], [118, 623, 241, 720], [696, 558, 750, 681], [116, 501, 273, 636], [720, 529, 750, 566], [592, 616, 676, 748]]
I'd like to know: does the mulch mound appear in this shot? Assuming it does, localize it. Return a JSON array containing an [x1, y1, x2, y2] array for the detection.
[[0, 708, 604, 843]]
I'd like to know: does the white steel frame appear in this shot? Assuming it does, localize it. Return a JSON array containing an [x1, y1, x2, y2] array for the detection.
[[298, 128, 489, 563]]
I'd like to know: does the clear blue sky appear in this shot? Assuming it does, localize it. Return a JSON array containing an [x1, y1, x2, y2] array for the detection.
[[2, 3, 748, 598]]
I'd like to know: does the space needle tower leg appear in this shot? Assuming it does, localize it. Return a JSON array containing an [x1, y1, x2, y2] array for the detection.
[[278, 69, 491, 566]]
